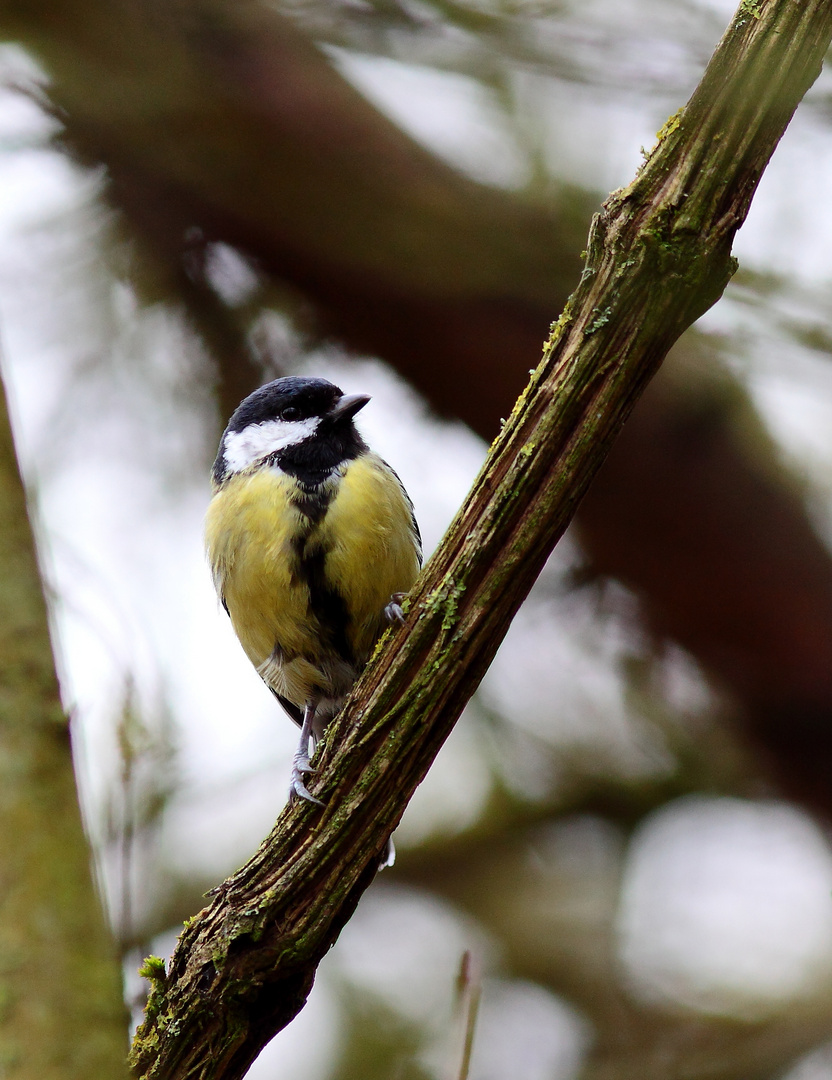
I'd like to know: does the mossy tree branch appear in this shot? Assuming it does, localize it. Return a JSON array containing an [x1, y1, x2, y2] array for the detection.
[[130, 2, 832, 1077]]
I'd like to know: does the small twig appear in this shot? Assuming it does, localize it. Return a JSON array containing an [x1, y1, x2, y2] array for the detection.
[[453, 951, 482, 1080]]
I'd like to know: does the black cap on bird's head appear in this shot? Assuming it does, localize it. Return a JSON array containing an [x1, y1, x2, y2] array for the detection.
[[213, 376, 371, 485], [226, 376, 370, 433]]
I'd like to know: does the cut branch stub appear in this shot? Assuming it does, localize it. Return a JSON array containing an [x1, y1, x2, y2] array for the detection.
[[129, 2, 832, 1078]]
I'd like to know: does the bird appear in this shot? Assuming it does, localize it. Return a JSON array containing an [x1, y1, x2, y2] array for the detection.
[[205, 375, 422, 809]]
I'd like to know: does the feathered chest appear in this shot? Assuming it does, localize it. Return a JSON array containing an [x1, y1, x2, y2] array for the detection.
[[204, 454, 421, 674]]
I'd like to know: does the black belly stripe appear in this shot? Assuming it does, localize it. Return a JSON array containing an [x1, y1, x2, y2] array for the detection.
[[287, 479, 354, 666], [290, 484, 331, 525], [297, 539, 354, 666]]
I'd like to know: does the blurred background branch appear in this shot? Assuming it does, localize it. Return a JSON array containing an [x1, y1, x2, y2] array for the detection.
[[0, 368, 127, 1077]]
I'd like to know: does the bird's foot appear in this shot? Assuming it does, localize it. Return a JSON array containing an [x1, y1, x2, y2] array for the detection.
[[384, 593, 407, 624], [290, 753, 324, 806]]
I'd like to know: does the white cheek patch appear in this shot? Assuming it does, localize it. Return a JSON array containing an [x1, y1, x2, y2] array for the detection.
[[223, 416, 320, 473]]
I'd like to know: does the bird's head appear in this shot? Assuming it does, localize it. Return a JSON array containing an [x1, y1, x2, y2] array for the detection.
[[213, 377, 371, 485]]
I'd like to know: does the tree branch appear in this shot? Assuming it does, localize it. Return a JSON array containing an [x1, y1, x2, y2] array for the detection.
[[129, 2, 832, 1077], [0, 369, 128, 1077]]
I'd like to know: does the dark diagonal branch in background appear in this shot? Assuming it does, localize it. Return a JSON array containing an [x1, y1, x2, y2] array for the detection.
[[129, 3, 832, 1077]]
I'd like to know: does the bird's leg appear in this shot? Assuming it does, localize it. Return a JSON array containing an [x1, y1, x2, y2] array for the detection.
[[384, 592, 407, 624], [290, 703, 325, 806]]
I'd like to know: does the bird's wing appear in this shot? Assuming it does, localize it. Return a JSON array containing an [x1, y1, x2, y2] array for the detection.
[[271, 689, 304, 727], [382, 460, 423, 566]]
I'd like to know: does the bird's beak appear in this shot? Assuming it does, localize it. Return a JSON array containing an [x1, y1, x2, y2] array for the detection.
[[328, 392, 371, 422]]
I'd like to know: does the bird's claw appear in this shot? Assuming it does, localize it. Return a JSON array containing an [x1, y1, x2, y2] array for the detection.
[[290, 754, 324, 806], [290, 772, 325, 806], [384, 592, 407, 624]]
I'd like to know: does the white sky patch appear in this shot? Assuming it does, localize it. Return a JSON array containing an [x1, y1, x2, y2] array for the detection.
[[326, 885, 591, 1080], [616, 797, 832, 1018], [395, 709, 493, 848], [222, 416, 320, 473], [324, 884, 492, 1029], [732, 109, 832, 285], [326, 48, 531, 189], [510, 69, 660, 193], [692, 0, 744, 17], [468, 979, 591, 1080], [246, 976, 341, 1080], [479, 581, 677, 790]]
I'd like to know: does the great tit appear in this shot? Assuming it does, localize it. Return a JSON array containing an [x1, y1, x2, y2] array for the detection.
[[205, 375, 422, 805]]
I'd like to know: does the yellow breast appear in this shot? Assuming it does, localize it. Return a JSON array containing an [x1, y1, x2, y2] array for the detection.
[[204, 453, 420, 706]]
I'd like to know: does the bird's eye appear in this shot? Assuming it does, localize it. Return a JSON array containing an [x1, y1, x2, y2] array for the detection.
[[281, 406, 300, 421]]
